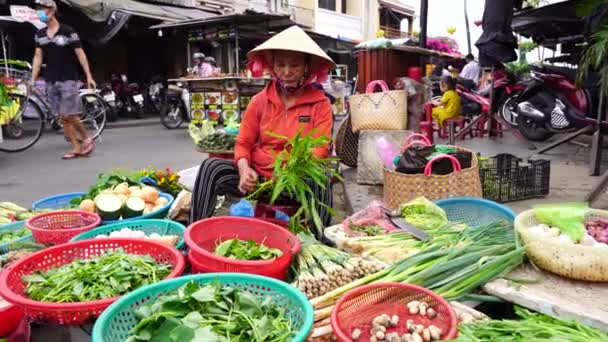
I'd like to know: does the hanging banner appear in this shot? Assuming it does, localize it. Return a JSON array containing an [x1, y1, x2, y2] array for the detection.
[[9, 5, 46, 29]]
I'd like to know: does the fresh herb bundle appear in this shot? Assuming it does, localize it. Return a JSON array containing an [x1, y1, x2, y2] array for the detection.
[[127, 281, 295, 342], [214, 238, 283, 260], [456, 306, 608, 342], [249, 130, 341, 237], [22, 249, 171, 303]]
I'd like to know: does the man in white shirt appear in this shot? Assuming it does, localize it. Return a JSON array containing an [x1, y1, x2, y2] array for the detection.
[[460, 54, 481, 85]]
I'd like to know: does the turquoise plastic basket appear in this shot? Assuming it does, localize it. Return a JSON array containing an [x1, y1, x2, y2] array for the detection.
[[436, 197, 516, 227], [32, 192, 174, 224], [0, 221, 33, 254], [70, 219, 186, 250], [92, 273, 314, 342]]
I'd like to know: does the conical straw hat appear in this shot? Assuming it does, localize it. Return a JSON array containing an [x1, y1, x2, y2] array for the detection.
[[248, 26, 335, 73]]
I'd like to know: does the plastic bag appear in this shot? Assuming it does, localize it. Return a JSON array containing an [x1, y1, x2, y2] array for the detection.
[[229, 199, 255, 217], [188, 119, 216, 145], [534, 203, 588, 242], [400, 197, 448, 230], [395, 145, 435, 174], [342, 200, 398, 237], [429, 151, 473, 175]]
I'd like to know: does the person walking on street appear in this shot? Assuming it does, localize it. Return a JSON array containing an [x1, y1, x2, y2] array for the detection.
[[460, 53, 481, 85], [31, 0, 96, 159]]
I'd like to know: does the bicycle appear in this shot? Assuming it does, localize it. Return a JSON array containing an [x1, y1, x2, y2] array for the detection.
[[0, 62, 108, 153]]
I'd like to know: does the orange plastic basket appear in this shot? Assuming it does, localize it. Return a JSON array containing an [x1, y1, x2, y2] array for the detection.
[[331, 283, 458, 341]]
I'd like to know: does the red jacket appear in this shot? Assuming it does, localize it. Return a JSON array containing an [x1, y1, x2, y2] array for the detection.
[[234, 81, 332, 179]]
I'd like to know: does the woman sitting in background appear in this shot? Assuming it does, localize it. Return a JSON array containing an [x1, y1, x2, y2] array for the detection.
[[190, 26, 335, 231]]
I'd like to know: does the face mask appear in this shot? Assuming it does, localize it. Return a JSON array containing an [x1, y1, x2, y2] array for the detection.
[[36, 10, 50, 23]]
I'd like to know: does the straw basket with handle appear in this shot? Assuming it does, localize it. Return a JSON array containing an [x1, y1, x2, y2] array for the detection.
[[349, 80, 407, 132], [383, 139, 482, 209], [515, 209, 608, 282]]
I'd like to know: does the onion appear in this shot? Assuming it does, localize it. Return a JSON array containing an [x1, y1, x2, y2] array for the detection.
[[556, 234, 574, 245], [141, 186, 159, 204]]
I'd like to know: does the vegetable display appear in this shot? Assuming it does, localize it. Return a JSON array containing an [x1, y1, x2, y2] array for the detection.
[[456, 307, 608, 342], [79, 184, 167, 221], [71, 171, 142, 206], [23, 249, 172, 303], [138, 167, 183, 198], [0, 228, 30, 243], [127, 281, 295, 342], [311, 221, 525, 323], [586, 218, 608, 244], [399, 197, 449, 230], [214, 238, 283, 260], [0, 202, 43, 225], [291, 233, 384, 298], [94, 228, 179, 247], [197, 133, 237, 151]]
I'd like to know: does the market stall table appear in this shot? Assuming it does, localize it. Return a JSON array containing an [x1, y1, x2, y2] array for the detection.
[[483, 264, 608, 332], [167, 76, 270, 124]]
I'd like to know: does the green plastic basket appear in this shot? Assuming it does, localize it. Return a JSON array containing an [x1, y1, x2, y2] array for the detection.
[[70, 219, 186, 250], [92, 273, 314, 342], [0, 221, 33, 254]]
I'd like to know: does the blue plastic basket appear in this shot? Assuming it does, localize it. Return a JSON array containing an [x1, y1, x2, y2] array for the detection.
[[435, 197, 516, 227], [70, 219, 186, 250], [32, 192, 174, 224], [0, 221, 33, 254], [92, 273, 314, 342]]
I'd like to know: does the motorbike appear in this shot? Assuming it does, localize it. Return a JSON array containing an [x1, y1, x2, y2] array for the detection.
[[99, 83, 118, 122], [160, 81, 190, 129], [111, 73, 144, 118], [508, 64, 604, 141], [454, 69, 525, 121], [144, 75, 164, 114]]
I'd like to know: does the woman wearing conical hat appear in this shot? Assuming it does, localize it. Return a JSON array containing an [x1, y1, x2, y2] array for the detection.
[[190, 26, 335, 232]]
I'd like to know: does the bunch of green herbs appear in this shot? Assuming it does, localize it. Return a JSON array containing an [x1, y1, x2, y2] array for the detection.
[[214, 238, 283, 260], [127, 280, 294, 342], [70, 170, 142, 206], [249, 130, 341, 237], [456, 306, 608, 342], [23, 249, 171, 303]]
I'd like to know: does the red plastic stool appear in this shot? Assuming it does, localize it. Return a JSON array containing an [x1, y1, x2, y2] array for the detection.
[[419, 102, 436, 144], [476, 116, 504, 138], [441, 117, 474, 140]]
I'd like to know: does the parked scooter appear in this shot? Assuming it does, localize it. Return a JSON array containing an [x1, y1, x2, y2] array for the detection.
[[508, 65, 603, 141], [455, 69, 525, 120], [111, 73, 144, 118], [160, 81, 189, 129], [99, 83, 118, 122]]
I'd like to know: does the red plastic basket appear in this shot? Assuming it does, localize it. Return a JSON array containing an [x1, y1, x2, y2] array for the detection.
[[331, 283, 458, 342], [0, 238, 185, 325], [185, 217, 300, 280], [26, 210, 101, 245], [188, 251, 287, 280], [0, 302, 24, 337]]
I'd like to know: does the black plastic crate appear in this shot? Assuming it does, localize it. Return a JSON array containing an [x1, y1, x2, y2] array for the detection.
[[479, 154, 550, 203]]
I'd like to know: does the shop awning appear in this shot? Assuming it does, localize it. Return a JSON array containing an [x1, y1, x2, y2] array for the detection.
[[149, 12, 293, 30], [379, 0, 416, 17], [59, 0, 216, 23]]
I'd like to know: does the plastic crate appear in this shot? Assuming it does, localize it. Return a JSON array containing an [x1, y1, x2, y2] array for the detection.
[[479, 154, 550, 203]]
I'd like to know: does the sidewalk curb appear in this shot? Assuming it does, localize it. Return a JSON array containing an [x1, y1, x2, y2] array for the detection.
[[105, 117, 160, 129]]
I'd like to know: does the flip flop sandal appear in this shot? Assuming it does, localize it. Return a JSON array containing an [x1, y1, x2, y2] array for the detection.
[[81, 140, 95, 156], [62, 152, 79, 160]]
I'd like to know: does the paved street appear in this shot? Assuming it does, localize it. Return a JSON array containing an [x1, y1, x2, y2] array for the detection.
[[1, 120, 201, 207]]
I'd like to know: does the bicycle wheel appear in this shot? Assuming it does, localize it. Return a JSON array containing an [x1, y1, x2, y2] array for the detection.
[[79, 93, 107, 140], [0, 95, 45, 153]]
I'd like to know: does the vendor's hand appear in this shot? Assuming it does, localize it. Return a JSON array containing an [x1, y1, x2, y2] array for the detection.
[[238, 163, 258, 194], [86, 77, 97, 89]]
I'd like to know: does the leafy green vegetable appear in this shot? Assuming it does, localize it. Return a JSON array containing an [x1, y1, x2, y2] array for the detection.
[[534, 203, 588, 242], [69, 170, 142, 206], [400, 197, 449, 230], [214, 238, 283, 260], [127, 281, 295, 342], [23, 249, 171, 303], [0, 228, 30, 243], [197, 133, 237, 151], [456, 306, 608, 342], [249, 130, 341, 237], [350, 223, 384, 236]]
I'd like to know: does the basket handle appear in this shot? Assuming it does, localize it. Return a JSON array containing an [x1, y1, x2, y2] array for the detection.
[[424, 154, 462, 176], [402, 133, 431, 151], [365, 80, 390, 94], [403, 140, 430, 150]]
